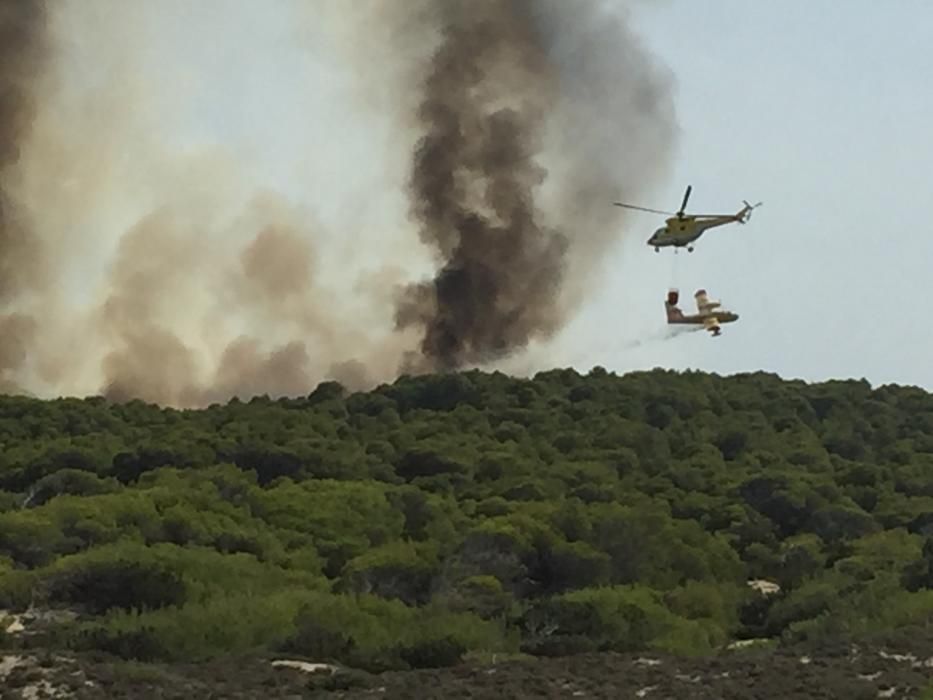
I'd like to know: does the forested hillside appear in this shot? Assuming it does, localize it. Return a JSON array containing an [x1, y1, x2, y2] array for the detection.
[[1, 367, 932, 675]]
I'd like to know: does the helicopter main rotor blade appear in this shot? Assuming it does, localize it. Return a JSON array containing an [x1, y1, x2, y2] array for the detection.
[[678, 185, 692, 215], [613, 203, 675, 215]]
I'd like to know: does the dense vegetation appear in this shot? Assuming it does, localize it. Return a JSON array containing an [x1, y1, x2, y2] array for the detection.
[[1, 368, 932, 674]]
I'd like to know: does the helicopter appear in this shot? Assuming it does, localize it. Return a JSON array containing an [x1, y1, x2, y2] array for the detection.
[[614, 185, 762, 252]]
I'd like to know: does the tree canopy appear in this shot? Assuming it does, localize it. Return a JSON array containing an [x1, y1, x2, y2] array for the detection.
[[1, 367, 932, 670]]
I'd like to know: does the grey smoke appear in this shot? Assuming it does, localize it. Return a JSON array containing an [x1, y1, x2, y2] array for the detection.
[[0, 0, 676, 405]]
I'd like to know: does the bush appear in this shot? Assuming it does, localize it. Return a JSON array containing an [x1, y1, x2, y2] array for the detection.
[[397, 635, 466, 669], [307, 669, 374, 692], [46, 559, 186, 614], [521, 634, 598, 657], [2, 370, 933, 666], [75, 624, 169, 662], [340, 541, 437, 606]]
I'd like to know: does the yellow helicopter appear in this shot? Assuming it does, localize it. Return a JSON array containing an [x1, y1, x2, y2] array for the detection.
[[614, 185, 762, 252]]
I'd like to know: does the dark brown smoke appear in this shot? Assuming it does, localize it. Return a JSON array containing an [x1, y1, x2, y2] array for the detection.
[[396, 0, 676, 373], [395, 1, 566, 372], [0, 1, 48, 390]]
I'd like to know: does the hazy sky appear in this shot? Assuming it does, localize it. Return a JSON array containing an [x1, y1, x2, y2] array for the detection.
[[22, 1, 933, 398], [548, 0, 933, 390]]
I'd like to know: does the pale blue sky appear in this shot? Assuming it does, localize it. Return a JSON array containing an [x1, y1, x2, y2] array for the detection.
[[38, 1, 933, 396], [555, 0, 933, 390]]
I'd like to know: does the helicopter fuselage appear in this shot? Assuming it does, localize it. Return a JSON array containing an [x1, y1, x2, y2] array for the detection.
[[647, 213, 744, 251]]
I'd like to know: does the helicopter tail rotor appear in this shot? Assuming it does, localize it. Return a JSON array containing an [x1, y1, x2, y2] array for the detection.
[[740, 199, 763, 223]]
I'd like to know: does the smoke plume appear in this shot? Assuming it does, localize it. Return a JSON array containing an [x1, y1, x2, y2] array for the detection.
[[0, 0, 676, 406], [0, 1, 48, 391], [396, 0, 676, 372]]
